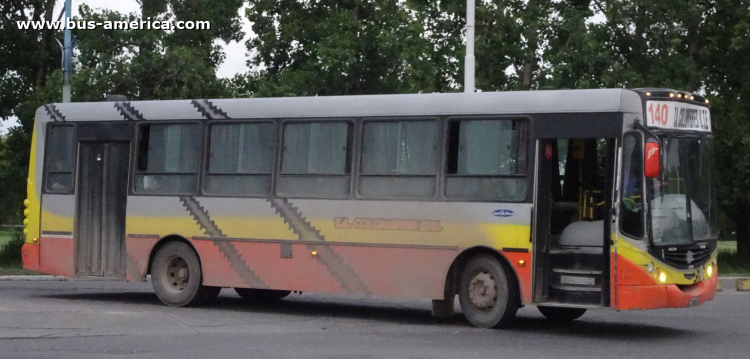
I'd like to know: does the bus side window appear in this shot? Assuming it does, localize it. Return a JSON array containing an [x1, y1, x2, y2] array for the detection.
[[44, 125, 76, 194], [204, 122, 275, 196], [620, 133, 645, 238], [134, 123, 202, 195], [445, 119, 527, 201], [278, 122, 352, 198], [358, 120, 439, 199]]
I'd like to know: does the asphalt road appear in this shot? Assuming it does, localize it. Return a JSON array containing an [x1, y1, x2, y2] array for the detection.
[[0, 280, 748, 359]]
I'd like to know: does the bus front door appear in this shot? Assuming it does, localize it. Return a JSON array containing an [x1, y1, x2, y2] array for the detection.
[[74, 141, 130, 278], [532, 138, 615, 307]]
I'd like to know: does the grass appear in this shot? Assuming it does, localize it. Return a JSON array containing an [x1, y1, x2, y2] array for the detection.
[[0, 229, 15, 249], [0, 266, 39, 276], [717, 240, 750, 276], [717, 240, 737, 252], [0, 229, 34, 275]]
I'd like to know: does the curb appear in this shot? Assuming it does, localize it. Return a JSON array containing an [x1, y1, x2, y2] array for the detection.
[[737, 278, 750, 291], [718, 277, 750, 292], [0, 275, 68, 281]]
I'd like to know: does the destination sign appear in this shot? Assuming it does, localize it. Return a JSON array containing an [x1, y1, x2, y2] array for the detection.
[[645, 101, 711, 132]]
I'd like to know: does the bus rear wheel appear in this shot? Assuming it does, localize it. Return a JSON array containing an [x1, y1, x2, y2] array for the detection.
[[234, 288, 291, 302], [151, 241, 220, 307], [537, 306, 587, 322], [458, 254, 519, 328]]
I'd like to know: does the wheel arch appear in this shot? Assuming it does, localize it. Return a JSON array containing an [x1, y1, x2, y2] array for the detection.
[[443, 246, 522, 305], [146, 234, 201, 275]]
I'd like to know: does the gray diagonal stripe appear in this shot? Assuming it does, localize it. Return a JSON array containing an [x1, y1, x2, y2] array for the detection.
[[266, 197, 371, 294], [179, 196, 267, 288], [191, 99, 231, 120], [114, 102, 145, 121], [44, 104, 66, 122]]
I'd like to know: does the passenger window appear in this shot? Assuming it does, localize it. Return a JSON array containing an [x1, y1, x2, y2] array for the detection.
[[620, 133, 644, 238], [278, 122, 351, 198], [205, 123, 275, 196], [135, 123, 201, 195], [44, 125, 76, 194], [445, 119, 527, 201], [358, 120, 438, 199]]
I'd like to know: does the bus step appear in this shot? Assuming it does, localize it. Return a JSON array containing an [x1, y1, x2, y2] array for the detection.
[[552, 269, 602, 275], [549, 247, 603, 255], [535, 302, 602, 309], [550, 284, 602, 292]]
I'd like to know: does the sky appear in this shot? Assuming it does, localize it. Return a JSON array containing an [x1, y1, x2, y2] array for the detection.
[[2, 0, 252, 134]]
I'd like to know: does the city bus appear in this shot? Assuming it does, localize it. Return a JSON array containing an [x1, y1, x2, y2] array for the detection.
[[21, 88, 718, 328]]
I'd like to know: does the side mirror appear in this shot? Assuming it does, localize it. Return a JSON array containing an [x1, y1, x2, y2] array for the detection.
[[645, 142, 660, 178]]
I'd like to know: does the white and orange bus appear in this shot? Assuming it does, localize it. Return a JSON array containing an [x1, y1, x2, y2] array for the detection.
[[22, 89, 718, 328]]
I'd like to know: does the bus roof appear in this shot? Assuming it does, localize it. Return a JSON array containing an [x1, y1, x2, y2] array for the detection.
[[37, 88, 643, 123]]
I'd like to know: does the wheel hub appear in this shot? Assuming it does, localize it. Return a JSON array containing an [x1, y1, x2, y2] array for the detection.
[[468, 271, 498, 312], [165, 257, 189, 292]]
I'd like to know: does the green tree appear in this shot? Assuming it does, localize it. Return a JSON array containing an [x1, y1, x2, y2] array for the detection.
[[704, 0, 750, 259], [240, 0, 464, 97], [72, 1, 244, 101], [0, 0, 60, 224]]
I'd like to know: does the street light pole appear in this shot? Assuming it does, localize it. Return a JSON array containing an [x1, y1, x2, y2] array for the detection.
[[464, 0, 475, 93], [62, 0, 72, 103]]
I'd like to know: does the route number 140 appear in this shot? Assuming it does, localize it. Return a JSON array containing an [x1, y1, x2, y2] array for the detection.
[[648, 103, 669, 125]]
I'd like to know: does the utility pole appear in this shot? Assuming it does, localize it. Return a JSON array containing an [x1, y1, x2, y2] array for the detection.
[[62, 0, 72, 103], [464, 0, 475, 93]]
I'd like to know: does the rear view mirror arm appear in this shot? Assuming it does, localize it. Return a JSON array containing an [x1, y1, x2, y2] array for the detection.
[[633, 119, 661, 144]]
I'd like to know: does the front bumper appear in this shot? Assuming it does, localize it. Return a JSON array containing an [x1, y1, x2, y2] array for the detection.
[[21, 243, 40, 271], [616, 276, 717, 310]]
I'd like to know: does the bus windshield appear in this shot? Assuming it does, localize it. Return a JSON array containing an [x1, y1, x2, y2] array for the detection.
[[648, 135, 717, 245]]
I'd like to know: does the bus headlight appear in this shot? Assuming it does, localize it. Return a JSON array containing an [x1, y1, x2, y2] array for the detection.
[[647, 262, 654, 273], [659, 271, 667, 283], [706, 264, 713, 278]]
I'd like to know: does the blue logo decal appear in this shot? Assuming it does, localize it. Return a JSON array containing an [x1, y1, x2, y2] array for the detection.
[[493, 209, 515, 218]]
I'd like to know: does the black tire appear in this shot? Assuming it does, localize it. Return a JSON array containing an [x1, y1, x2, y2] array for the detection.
[[151, 241, 220, 307], [458, 254, 519, 328], [537, 306, 587, 322], [537, 306, 586, 323], [234, 288, 291, 302]]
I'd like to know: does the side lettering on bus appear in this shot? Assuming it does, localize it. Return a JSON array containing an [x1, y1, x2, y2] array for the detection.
[[333, 217, 443, 232]]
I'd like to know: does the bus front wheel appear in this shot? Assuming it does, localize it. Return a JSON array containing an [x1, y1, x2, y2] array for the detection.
[[151, 241, 220, 307], [458, 254, 519, 328]]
